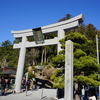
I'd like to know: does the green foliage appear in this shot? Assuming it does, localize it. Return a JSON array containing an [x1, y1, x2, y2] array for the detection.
[[78, 56, 100, 76], [51, 69, 62, 79], [61, 43, 65, 49], [52, 31, 100, 88], [58, 14, 73, 22], [52, 55, 65, 68], [53, 82, 64, 89], [28, 71, 35, 79], [74, 58, 84, 69], [59, 49, 65, 55], [77, 23, 100, 58], [51, 69, 64, 89], [1, 40, 12, 47], [0, 40, 19, 68], [27, 36, 34, 42], [75, 75, 100, 87], [88, 73, 98, 80], [77, 24, 86, 35], [79, 56, 99, 70], [59, 38, 65, 44], [74, 49, 86, 59], [74, 43, 82, 49], [64, 32, 88, 44], [85, 24, 97, 42], [0, 68, 2, 72], [13, 38, 22, 44]]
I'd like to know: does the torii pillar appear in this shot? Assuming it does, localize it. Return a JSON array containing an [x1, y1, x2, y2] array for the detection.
[[11, 14, 84, 92]]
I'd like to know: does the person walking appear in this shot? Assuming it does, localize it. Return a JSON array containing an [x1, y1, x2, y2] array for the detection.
[[1, 78, 6, 96], [27, 79, 31, 89], [7, 78, 10, 88], [32, 77, 36, 89], [89, 95, 96, 100], [30, 79, 33, 91]]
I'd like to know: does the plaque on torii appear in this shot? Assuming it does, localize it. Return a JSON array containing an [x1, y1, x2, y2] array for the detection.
[[32, 27, 44, 44], [11, 14, 84, 95]]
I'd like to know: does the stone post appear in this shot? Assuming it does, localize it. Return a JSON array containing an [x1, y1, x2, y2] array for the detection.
[[65, 40, 73, 100], [15, 36, 27, 92], [58, 29, 65, 53]]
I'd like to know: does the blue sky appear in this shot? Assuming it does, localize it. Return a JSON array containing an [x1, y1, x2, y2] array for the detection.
[[0, 0, 100, 44]]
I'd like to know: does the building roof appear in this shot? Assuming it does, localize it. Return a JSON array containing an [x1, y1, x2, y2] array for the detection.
[[0, 67, 16, 75], [3, 70, 16, 75]]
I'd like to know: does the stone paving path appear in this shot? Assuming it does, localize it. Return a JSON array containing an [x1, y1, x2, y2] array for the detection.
[[0, 89, 58, 100]]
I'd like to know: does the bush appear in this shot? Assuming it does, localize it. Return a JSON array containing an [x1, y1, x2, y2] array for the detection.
[[42, 67, 56, 79], [50, 69, 64, 89], [28, 71, 35, 79]]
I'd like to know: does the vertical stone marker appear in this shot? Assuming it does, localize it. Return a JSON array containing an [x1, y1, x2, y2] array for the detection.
[[65, 40, 73, 100]]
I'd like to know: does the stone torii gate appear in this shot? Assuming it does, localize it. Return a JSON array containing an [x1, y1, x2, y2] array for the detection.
[[11, 14, 84, 92]]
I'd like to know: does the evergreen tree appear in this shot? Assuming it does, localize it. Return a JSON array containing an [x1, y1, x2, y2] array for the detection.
[[0, 40, 19, 68], [51, 32, 100, 99]]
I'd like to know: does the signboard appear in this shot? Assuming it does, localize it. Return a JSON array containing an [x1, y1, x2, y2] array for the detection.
[[32, 27, 44, 44], [36, 65, 44, 69]]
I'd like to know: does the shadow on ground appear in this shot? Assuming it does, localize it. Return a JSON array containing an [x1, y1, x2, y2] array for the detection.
[[35, 78, 53, 89], [0, 91, 12, 96]]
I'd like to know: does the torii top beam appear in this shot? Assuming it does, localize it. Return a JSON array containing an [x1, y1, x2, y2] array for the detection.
[[11, 14, 84, 51]]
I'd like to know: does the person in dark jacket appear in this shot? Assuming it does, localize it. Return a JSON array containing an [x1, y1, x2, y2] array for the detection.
[[1, 78, 6, 95], [7, 78, 10, 88], [57, 88, 64, 99]]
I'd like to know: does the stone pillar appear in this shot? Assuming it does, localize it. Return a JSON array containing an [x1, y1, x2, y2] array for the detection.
[[65, 40, 73, 100], [15, 36, 27, 92], [58, 29, 65, 53]]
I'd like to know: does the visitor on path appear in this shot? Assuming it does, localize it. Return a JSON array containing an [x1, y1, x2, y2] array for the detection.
[[1, 78, 6, 96], [89, 95, 96, 100], [6, 78, 10, 88], [23, 79, 27, 88], [57, 88, 64, 99], [30, 79, 34, 91], [88, 86, 96, 100], [81, 86, 85, 100], [32, 77, 36, 89], [27, 79, 31, 89]]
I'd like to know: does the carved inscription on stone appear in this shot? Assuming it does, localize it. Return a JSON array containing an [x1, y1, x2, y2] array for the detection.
[[66, 43, 70, 66], [65, 40, 73, 100]]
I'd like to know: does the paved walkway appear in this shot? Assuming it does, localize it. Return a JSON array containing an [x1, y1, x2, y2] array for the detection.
[[0, 89, 58, 100]]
